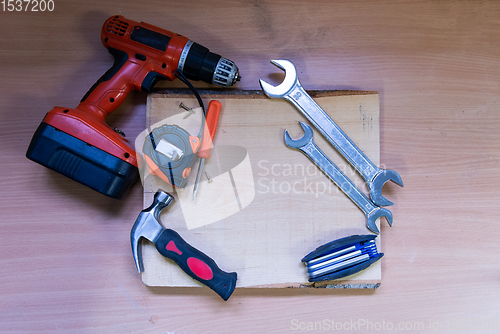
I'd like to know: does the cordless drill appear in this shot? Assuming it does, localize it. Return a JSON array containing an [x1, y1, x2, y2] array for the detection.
[[26, 15, 240, 199]]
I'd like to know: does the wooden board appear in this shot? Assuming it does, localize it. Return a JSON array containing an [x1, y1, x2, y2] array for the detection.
[[138, 90, 381, 289]]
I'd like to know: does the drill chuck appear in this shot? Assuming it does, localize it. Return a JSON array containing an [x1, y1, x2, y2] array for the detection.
[[178, 40, 240, 87], [214, 57, 241, 87]]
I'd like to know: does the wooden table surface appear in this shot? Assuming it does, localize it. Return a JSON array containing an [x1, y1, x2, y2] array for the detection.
[[1, 1, 499, 333]]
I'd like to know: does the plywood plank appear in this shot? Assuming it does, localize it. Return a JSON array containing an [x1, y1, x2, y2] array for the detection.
[[139, 90, 382, 288]]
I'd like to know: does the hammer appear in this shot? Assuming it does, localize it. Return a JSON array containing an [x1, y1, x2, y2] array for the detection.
[[131, 190, 237, 300]]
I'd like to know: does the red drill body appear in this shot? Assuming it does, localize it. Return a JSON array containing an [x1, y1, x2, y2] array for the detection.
[[26, 15, 240, 198]]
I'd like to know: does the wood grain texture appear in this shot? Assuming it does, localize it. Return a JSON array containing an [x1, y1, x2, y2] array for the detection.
[[141, 91, 381, 288], [1, 0, 499, 333]]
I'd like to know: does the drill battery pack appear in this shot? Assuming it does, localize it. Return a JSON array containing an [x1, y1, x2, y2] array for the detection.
[[26, 122, 139, 199]]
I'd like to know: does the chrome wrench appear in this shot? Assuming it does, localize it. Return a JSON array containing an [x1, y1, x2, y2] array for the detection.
[[260, 59, 403, 207], [284, 122, 392, 234]]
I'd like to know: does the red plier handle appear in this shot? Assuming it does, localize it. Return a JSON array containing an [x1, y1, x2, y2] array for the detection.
[[198, 100, 221, 159]]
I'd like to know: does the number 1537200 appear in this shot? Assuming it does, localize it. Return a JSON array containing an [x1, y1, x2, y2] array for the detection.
[[2, 0, 54, 11]]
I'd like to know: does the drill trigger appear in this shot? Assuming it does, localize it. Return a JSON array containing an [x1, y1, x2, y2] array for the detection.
[[141, 72, 167, 93]]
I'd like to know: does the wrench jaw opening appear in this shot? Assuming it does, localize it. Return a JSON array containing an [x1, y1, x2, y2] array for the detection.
[[259, 59, 298, 98], [370, 170, 404, 207], [284, 122, 314, 150], [366, 208, 393, 235]]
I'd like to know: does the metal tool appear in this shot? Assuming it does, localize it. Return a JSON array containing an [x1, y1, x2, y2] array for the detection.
[[284, 122, 392, 234], [302, 234, 383, 282], [205, 172, 213, 183], [260, 59, 403, 207], [179, 102, 192, 111], [193, 100, 221, 200], [131, 190, 237, 300], [180, 102, 195, 119]]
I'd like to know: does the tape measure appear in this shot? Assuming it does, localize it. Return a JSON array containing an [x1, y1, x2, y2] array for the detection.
[[143, 124, 200, 188]]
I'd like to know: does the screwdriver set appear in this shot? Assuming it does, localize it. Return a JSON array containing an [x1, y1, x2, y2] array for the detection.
[[302, 235, 383, 282]]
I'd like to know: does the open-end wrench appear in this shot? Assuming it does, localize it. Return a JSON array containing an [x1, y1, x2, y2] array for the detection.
[[260, 59, 403, 207], [284, 122, 392, 234]]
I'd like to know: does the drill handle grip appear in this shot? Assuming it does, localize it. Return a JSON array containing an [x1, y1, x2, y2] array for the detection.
[[76, 48, 143, 120], [155, 228, 237, 301]]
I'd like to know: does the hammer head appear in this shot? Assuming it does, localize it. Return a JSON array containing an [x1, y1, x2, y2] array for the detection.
[[131, 190, 174, 273]]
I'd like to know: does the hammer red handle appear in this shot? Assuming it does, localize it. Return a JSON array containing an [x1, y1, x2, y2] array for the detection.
[[155, 228, 237, 301]]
